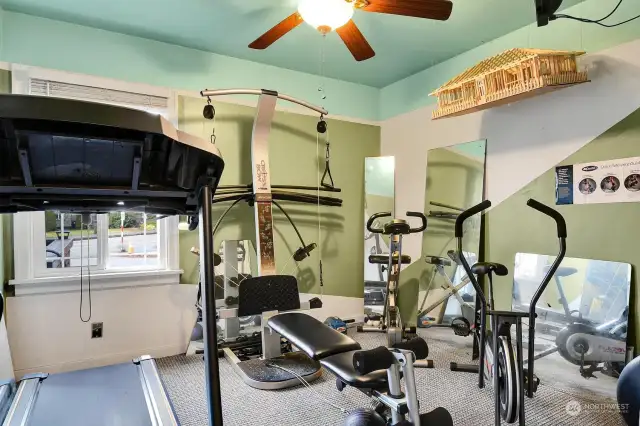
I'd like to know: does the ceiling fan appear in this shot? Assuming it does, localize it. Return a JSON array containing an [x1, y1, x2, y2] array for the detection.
[[249, 0, 453, 62]]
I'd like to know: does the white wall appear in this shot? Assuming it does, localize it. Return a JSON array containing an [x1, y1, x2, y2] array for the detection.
[[7, 284, 197, 378], [381, 38, 640, 262]]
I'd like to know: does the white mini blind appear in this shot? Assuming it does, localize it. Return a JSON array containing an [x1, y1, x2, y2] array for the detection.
[[29, 78, 169, 112]]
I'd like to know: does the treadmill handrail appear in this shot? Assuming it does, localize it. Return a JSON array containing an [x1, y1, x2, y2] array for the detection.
[[200, 89, 328, 115]]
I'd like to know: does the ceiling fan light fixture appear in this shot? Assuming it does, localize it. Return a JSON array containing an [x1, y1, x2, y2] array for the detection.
[[298, 0, 355, 33]]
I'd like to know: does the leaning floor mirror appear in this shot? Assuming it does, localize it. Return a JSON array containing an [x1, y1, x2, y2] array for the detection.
[[513, 254, 631, 399], [417, 140, 486, 333], [186, 239, 258, 356], [363, 156, 395, 317]]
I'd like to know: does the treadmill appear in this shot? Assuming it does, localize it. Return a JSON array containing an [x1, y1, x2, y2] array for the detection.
[[0, 94, 225, 425]]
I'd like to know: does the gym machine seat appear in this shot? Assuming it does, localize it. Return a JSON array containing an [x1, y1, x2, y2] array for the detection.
[[218, 276, 324, 390], [547, 265, 578, 277], [267, 313, 454, 425], [268, 313, 390, 388], [471, 262, 509, 277]]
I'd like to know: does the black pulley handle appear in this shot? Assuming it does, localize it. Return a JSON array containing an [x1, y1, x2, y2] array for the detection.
[[366, 212, 391, 233], [406, 211, 427, 233], [526, 199, 567, 238]]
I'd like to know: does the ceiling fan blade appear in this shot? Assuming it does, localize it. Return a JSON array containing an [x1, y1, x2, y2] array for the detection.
[[362, 0, 453, 21], [336, 20, 375, 62], [249, 12, 304, 49]]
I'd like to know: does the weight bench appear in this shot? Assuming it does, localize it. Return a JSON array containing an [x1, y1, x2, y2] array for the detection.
[[218, 275, 323, 390], [268, 313, 453, 426]]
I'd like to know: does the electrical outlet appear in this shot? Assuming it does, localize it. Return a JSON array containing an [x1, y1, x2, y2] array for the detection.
[[91, 322, 103, 339]]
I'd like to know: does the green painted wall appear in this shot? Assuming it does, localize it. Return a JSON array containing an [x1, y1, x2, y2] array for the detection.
[[485, 107, 640, 348], [178, 96, 380, 298], [0, 70, 9, 93], [399, 145, 485, 325], [380, 0, 640, 119], [0, 70, 10, 287], [0, 11, 379, 121]]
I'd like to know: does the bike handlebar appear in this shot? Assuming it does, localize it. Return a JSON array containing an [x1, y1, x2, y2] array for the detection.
[[406, 211, 427, 233], [526, 199, 567, 238], [367, 211, 428, 234], [366, 212, 391, 233], [454, 200, 491, 237]]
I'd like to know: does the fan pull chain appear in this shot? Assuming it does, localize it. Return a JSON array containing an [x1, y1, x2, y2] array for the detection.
[[318, 34, 327, 101]]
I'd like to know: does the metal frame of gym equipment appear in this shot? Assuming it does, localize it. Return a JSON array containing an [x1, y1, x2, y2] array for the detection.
[[359, 211, 427, 347], [199, 88, 339, 390], [0, 93, 225, 425], [451, 199, 567, 425], [417, 253, 474, 335]]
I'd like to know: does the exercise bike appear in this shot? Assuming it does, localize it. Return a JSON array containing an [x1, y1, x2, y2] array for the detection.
[[358, 211, 427, 347], [517, 264, 628, 378], [450, 199, 567, 425], [526, 305, 628, 379], [417, 250, 475, 337]]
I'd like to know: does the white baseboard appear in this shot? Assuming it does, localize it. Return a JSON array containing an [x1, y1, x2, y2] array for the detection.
[[299, 293, 364, 323], [14, 344, 184, 379]]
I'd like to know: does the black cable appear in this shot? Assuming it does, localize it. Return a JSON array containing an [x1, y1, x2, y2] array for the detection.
[[212, 197, 248, 236], [79, 215, 92, 323], [552, 0, 639, 27], [594, 0, 624, 22], [272, 200, 307, 248], [212, 194, 253, 204]]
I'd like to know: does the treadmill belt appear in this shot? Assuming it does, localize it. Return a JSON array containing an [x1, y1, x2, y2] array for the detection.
[[26, 363, 153, 426]]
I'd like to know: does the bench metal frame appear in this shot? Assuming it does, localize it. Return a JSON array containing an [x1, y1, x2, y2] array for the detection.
[[219, 301, 323, 390]]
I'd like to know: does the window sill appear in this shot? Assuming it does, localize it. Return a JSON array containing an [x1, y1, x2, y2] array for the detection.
[[10, 269, 184, 296]]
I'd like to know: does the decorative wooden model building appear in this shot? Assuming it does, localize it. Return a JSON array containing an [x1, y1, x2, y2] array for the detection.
[[430, 48, 588, 119]]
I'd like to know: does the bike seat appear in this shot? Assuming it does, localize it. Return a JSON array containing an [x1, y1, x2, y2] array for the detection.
[[547, 266, 577, 277], [471, 262, 508, 277], [424, 256, 452, 266], [369, 254, 412, 265]]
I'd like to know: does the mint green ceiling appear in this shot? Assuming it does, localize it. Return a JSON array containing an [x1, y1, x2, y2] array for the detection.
[[0, 0, 585, 88]]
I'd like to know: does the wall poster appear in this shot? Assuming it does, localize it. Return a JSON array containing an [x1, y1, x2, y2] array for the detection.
[[556, 156, 640, 205]]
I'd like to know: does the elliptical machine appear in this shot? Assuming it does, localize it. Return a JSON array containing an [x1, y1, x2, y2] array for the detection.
[[450, 199, 567, 425], [358, 211, 427, 347]]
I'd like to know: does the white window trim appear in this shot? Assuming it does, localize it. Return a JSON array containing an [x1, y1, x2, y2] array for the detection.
[[11, 213, 181, 295], [11, 270, 183, 296], [9, 65, 183, 295]]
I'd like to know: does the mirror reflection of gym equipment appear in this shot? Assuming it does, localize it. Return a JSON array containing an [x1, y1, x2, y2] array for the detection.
[[418, 140, 486, 337], [513, 253, 632, 399], [363, 156, 395, 317], [359, 210, 427, 346]]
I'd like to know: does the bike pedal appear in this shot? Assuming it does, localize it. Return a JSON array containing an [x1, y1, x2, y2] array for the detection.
[[523, 369, 541, 393]]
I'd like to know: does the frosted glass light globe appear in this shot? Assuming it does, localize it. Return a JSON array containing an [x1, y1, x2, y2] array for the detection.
[[298, 0, 355, 32]]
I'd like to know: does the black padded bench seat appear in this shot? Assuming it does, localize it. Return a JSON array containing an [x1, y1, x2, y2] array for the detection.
[[267, 312, 360, 359], [319, 351, 389, 390], [267, 312, 390, 390]]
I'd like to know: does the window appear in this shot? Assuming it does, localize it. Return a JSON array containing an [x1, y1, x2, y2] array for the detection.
[[12, 211, 180, 294], [9, 66, 181, 295], [106, 212, 159, 269], [45, 212, 99, 270]]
